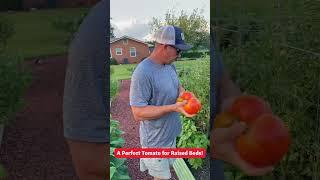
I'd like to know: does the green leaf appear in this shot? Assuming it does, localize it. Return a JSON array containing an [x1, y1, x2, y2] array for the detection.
[[111, 138, 125, 147], [113, 158, 126, 168], [110, 167, 116, 179], [117, 174, 131, 179]]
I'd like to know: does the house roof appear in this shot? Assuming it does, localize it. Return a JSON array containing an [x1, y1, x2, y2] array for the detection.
[[110, 35, 151, 46]]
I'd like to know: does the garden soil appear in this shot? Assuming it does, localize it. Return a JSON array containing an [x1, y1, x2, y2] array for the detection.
[[0, 56, 78, 179]]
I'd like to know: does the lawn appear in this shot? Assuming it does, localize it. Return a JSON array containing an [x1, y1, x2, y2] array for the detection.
[[110, 64, 137, 82], [2, 8, 89, 59]]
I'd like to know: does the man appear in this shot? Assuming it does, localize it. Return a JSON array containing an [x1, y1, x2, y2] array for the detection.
[[63, 0, 108, 179], [129, 25, 195, 180]]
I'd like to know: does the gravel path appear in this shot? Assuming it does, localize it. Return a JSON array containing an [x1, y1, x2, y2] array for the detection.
[[111, 80, 178, 180], [0, 56, 78, 179]]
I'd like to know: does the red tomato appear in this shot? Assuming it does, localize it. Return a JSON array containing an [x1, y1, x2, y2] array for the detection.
[[184, 98, 202, 115], [227, 95, 272, 124], [180, 91, 193, 100], [236, 114, 291, 167]]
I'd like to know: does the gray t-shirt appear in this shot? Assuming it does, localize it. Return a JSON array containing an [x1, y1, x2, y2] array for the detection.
[[63, 0, 108, 143], [130, 58, 182, 147]]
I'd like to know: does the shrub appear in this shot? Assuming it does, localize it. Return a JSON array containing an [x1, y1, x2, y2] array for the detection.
[[0, 17, 15, 52], [110, 58, 118, 65], [181, 51, 209, 58], [0, 54, 31, 125]]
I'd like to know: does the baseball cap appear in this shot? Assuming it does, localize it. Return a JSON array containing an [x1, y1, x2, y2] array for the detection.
[[153, 25, 193, 51]]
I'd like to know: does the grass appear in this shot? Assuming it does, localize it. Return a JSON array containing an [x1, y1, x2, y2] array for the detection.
[[2, 8, 89, 59], [110, 64, 137, 81], [110, 64, 136, 101]]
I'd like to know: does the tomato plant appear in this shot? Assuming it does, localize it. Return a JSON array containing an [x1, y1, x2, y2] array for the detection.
[[110, 117, 130, 180], [175, 59, 210, 169], [213, 2, 320, 177]]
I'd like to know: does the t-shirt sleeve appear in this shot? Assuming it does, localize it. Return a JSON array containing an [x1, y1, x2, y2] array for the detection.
[[130, 71, 152, 107]]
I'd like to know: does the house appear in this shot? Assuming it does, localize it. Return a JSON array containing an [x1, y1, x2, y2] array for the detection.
[[110, 36, 151, 64]]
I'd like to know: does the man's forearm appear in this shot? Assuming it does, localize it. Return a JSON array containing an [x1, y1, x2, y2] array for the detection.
[[132, 104, 177, 121]]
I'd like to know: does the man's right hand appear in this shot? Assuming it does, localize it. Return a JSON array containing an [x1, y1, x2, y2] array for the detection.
[[174, 100, 196, 118]]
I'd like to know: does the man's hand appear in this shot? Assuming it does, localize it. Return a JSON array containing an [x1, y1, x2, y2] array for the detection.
[[174, 100, 196, 118], [211, 122, 274, 176]]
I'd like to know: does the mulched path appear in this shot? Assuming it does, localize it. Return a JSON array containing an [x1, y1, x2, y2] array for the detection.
[[111, 80, 178, 180], [0, 56, 78, 179]]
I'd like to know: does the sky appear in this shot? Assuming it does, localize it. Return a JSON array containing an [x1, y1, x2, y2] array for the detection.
[[110, 0, 210, 41]]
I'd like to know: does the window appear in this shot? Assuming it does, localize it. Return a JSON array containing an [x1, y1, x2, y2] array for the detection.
[[130, 47, 136, 57], [115, 48, 122, 55], [123, 39, 128, 45]]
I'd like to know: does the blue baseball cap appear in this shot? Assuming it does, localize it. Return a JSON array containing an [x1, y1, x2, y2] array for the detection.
[[153, 25, 193, 51]]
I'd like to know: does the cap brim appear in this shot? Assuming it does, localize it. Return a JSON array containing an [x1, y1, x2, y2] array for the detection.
[[174, 44, 193, 51]]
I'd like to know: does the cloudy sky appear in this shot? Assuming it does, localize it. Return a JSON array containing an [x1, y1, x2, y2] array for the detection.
[[110, 0, 210, 41]]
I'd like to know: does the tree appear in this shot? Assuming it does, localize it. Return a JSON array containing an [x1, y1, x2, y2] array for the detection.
[[110, 18, 115, 39], [149, 8, 210, 50]]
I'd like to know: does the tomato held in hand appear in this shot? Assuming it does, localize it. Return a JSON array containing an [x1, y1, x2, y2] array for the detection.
[[180, 91, 193, 100], [214, 95, 271, 128], [227, 95, 272, 124], [184, 98, 202, 115], [236, 114, 291, 167], [213, 95, 291, 167], [176, 91, 202, 115]]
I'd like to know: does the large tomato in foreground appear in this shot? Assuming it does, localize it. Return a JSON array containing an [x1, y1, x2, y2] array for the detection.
[[236, 114, 291, 167], [227, 95, 272, 124], [213, 95, 291, 167]]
